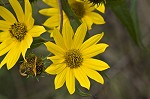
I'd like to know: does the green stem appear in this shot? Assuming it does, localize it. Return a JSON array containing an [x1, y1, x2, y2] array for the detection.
[[58, 0, 63, 33], [61, 0, 90, 39], [61, 0, 81, 31]]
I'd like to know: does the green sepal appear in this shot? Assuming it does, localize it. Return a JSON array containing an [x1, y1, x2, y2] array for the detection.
[[30, 37, 47, 50]]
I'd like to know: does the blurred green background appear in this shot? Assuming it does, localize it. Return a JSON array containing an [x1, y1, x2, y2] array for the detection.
[[0, 0, 150, 99]]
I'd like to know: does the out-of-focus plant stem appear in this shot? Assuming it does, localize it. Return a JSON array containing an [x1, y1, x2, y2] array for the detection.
[[58, 0, 63, 33], [61, 0, 81, 31], [61, 0, 90, 39]]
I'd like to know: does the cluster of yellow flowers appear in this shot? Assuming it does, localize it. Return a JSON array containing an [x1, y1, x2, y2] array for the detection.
[[0, 0, 110, 94]]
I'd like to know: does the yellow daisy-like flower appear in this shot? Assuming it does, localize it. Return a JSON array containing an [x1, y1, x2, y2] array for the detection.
[[45, 22, 110, 94], [0, 0, 46, 69], [39, 0, 105, 30]]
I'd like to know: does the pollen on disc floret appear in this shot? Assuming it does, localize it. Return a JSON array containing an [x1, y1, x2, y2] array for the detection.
[[9, 22, 27, 41], [64, 49, 83, 69]]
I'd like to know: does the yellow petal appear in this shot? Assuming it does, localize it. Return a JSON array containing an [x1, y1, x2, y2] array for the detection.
[[54, 67, 67, 89], [0, 6, 16, 24], [95, 4, 105, 13], [80, 33, 104, 51], [81, 16, 93, 30], [53, 29, 66, 49], [72, 23, 87, 49], [25, 14, 34, 31], [83, 58, 110, 71], [21, 34, 33, 60], [25, 0, 32, 20], [0, 40, 15, 56], [86, 12, 105, 24], [44, 42, 65, 56], [74, 68, 90, 90], [28, 26, 46, 37], [0, 38, 15, 56], [82, 43, 109, 58], [0, 31, 11, 42], [0, 41, 15, 68], [22, 34, 33, 48], [81, 66, 104, 84], [85, 3, 95, 12], [45, 63, 66, 74], [0, 20, 11, 31], [43, 16, 60, 28], [66, 68, 75, 94], [39, 8, 59, 16], [25, 0, 34, 30], [43, 0, 58, 8], [62, 21, 74, 49], [0, 41, 20, 69], [9, 0, 24, 23], [7, 42, 21, 69], [47, 56, 64, 64]]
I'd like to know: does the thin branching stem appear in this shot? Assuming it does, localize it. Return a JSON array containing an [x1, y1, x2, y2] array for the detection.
[[58, 0, 63, 33]]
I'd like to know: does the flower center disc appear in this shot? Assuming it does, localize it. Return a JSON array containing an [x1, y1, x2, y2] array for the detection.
[[65, 49, 83, 68], [71, 2, 85, 18], [9, 22, 27, 41]]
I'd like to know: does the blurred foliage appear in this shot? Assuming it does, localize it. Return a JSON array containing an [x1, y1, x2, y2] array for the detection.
[[106, 0, 143, 47]]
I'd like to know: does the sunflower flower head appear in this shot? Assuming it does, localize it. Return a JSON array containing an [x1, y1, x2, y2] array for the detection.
[[70, 1, 86, 18], [39, 0, 105, 30], [45, 22, 110, 94], [0, 0, 46, 69]]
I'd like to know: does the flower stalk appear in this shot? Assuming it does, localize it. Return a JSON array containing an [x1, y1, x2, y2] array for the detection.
[[58, 0, 63, 33], [61, 0, 81, 31]]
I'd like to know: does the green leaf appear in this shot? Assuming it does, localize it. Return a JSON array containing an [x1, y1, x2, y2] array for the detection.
[[106, 0, 125, 7], [30, 37, 47, 49], [130, 0, 144, 48], [101, 71, 110, 81], [75, 87, 92, 97], [108, 0, 143, 47]]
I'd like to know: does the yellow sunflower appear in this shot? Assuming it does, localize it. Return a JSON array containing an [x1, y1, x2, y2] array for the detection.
[[0, 0, 46, 69], [45, 22, 110, 94], [39, 0, 105, 30]]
